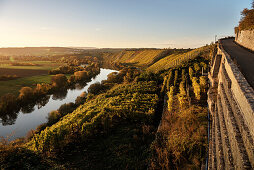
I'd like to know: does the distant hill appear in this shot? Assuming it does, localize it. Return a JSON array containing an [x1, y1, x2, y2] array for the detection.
[[0, 47, 86, 56]]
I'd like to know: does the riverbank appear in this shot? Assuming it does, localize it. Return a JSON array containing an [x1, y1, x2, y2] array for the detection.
[[0, 68, 117, 141]]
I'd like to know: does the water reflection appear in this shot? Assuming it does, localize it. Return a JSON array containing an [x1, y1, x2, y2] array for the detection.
[[21, 103, 35, 114], [52, 89, 68, 100], [36, 95, 50, 109], [0, 110, 19, 126], [0, 68, 116, 140]]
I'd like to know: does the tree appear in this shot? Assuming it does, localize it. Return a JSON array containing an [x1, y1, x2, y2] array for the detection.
[[18, 87, 34, 101], [58, 102, 76, 116], [51, 74, 68, 88], [74, 71, 88, 81], [47, 110, 61, 125]]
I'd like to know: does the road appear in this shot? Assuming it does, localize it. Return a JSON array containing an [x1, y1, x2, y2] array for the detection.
[[221, 38, 254, 88]]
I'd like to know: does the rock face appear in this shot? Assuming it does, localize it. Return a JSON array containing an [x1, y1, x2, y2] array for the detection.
[[236, 30, 254, 51], [208, 39, 254, 169]]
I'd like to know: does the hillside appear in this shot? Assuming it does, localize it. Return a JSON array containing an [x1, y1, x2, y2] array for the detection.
[[1, 45, 214, 169], [102, 49, 190, 68], [147, 46, 212, 72]]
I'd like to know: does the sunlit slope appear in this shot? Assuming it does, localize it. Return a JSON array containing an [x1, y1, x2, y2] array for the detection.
[[26, 81, 158, 152], [147, 46, 211, 72], [103, 49, 165, 67]]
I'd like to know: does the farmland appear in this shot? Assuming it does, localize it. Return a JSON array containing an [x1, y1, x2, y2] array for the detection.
[[0, 61, 69, 97], [0, 60, 62, 71], [0, 75, 54, 96]]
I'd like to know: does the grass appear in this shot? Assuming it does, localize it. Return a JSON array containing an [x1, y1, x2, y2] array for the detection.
[[0, 74, 71, 97]]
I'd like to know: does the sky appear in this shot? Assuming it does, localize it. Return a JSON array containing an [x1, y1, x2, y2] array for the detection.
[[0, 0, 252, 48]]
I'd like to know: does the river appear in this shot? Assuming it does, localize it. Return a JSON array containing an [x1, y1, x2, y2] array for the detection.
[[0, 68, 116, 141]]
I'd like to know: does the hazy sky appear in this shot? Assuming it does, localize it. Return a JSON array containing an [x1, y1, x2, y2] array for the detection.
[[0, 0, 252, 48]]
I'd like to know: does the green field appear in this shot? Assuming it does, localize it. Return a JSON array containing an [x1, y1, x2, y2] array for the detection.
[[0, 61, 62, 70], [0, 74, 71, 97]]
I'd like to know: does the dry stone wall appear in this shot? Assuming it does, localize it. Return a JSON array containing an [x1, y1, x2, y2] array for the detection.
[[236, 30, 254, 51], [207, 39, 254, 169]]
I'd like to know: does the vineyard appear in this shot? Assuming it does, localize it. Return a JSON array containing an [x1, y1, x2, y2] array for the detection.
[[26, 81, 159, 153], [1, 44, 214, 169], [151, 57, 210, 169], [147, 45, 212, 72], [102, 48, 190, 68]]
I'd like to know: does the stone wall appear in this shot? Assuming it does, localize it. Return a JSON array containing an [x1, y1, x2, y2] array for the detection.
[[235, 29, 254, 51], [207, 39, 254, 169]]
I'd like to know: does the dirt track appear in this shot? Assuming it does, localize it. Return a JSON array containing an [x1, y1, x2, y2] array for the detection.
[[0, 68, 48, 77]]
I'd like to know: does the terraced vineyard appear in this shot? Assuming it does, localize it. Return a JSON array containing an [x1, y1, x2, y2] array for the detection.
[[147, 45, 212, 72], [103, 49, 164, 67]]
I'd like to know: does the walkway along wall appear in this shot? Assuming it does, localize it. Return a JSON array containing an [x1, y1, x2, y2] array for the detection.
[[207, 39, 254, 169]]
